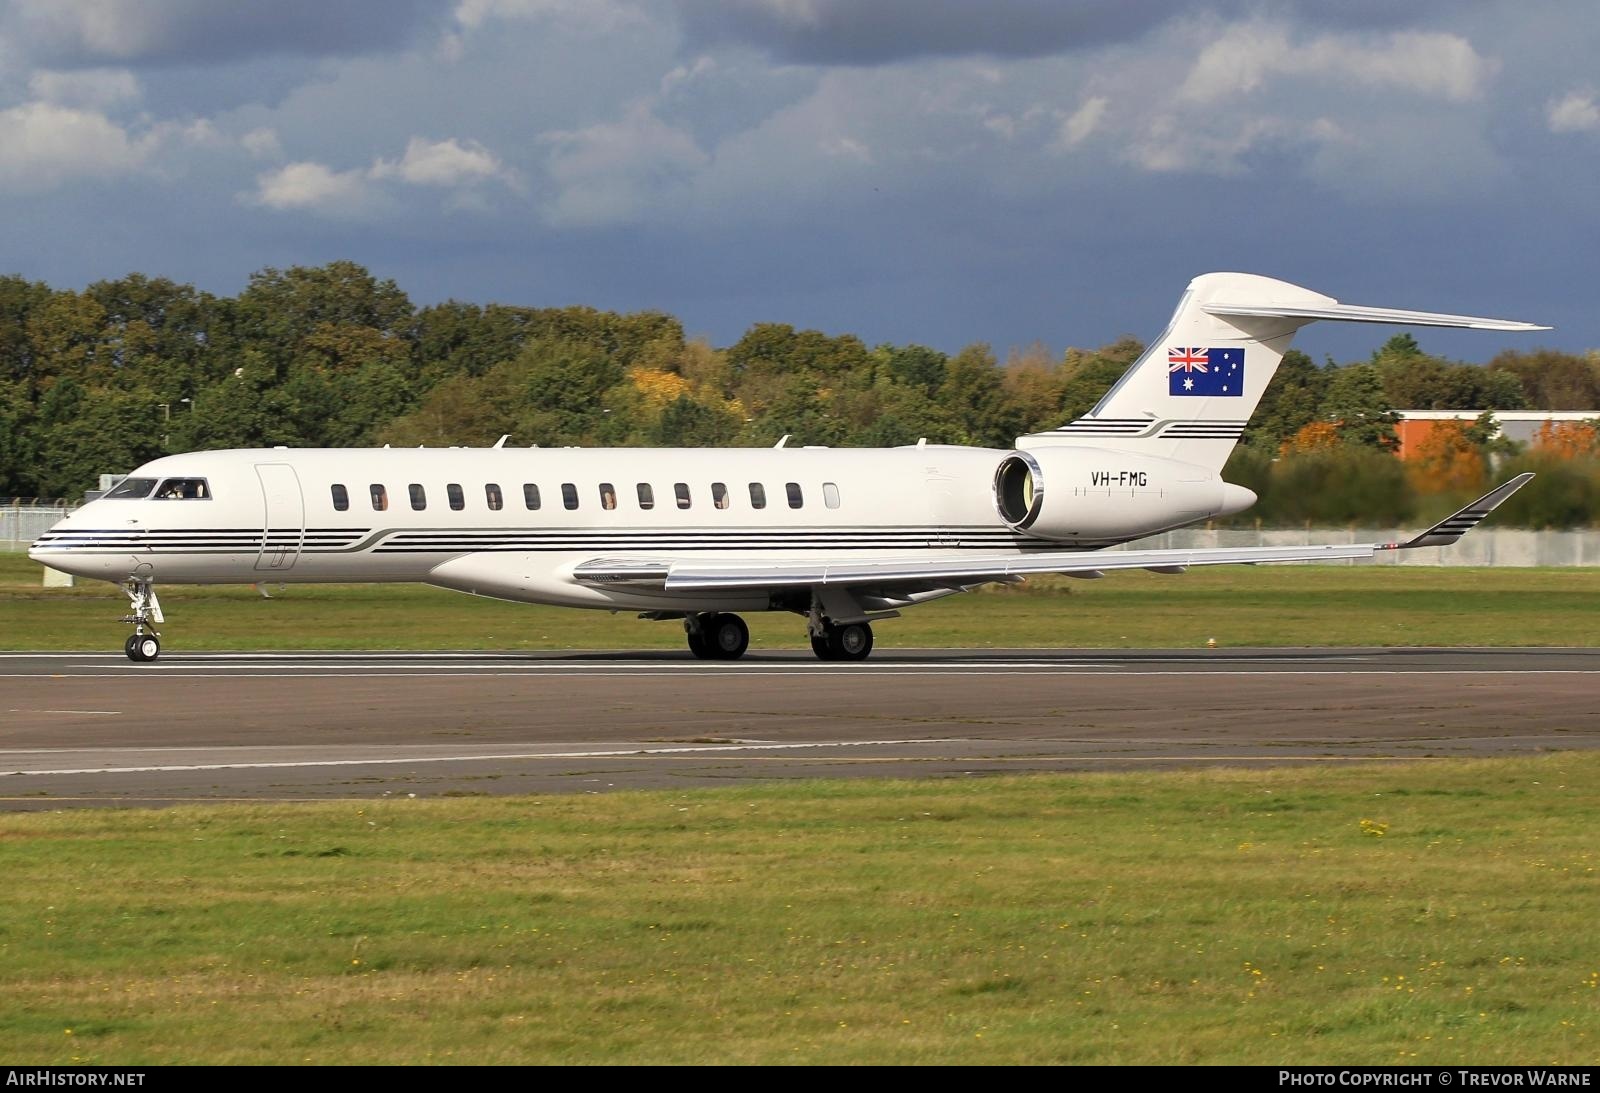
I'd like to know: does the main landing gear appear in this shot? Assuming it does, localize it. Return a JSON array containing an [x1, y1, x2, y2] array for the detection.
[[809, 620, 873, 662], [681, 611, 876, 662], [120, 577, 164, 662], [685, 612, 750, 660]]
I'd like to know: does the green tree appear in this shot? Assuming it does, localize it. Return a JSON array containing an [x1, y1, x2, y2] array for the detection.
[[228, 261, 414, 369], [34, 379, 164, 497], [937, 344, 1026, 448], [1320, 364, 1400, 450], [1243, 349, 1327, 451], [651, 394, 743, 446], [1487, 349, 1600, 410]]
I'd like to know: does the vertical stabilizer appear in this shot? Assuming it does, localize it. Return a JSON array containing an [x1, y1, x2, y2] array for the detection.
[[1018, 273, 1547, 472]]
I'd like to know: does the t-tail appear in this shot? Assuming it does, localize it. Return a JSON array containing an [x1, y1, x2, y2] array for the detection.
[[1017, 272, 1548, 472]]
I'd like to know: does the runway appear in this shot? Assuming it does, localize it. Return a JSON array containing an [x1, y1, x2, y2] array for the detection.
[[2, 648, 1596, 809]]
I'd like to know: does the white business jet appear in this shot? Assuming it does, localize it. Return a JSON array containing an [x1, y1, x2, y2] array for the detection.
[[31, 273, 1543, 663]]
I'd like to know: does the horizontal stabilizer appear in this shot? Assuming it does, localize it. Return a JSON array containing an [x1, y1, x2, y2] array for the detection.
[[1202, 301, 1549, 331], [1383, 473, 1535, 550]]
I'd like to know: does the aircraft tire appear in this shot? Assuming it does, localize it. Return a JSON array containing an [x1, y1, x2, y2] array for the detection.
[[706, 613, 749, 660], [830, 622, 873, 662], [129, 635, 161, 662], [686, 627, 714, 659], [810, 634, 835, 661]]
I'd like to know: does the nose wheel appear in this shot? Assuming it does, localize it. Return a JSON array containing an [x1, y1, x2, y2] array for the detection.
[[120, 577, 165, 662], [124, 633, 161, 662]]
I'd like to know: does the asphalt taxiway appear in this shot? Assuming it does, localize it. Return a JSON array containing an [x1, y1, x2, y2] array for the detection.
[[2, 648, 1596, 809]]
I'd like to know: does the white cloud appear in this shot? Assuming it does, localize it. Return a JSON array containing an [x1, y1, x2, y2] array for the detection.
[[1180, 23, 1496, 104], [1127, 114, 1292, 175], [1054, 95, 1107, 150], [251, 161, 377, 215], [0, 101, 146, 191], [1547, 89, 1600, 133], [453, 0, 645, 33], [249, 136, 518, 216], [28, 67, 140, 109], [241, 127, 283, 159], [371, 136, 511, 187], [660, 55, 715, 97], [541, 103, 708, 226]]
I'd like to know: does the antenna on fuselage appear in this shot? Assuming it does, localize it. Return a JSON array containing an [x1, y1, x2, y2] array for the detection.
[[773, 435, 790, 448], [493, 435, 510, 448]]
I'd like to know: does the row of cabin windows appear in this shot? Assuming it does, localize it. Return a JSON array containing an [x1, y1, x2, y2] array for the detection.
[[330, 481, 842, 513]]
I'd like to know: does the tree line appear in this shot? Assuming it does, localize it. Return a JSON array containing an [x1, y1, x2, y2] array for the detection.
[[2, 261, 1597, 526]]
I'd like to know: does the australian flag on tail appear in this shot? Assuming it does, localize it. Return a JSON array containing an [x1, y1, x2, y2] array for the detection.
[[1168, 347, 1245, 397]]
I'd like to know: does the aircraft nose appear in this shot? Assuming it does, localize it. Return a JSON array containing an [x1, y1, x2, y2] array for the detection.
[[29, 515, 90, 577]]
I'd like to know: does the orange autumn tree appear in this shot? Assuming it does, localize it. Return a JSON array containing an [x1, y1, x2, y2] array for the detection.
[[1531, 419, 1600, 459], [1280, 421, 1341, 455], [1406, 419, 1487, 493]]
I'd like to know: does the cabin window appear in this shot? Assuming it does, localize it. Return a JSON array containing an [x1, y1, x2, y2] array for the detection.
[[447, 483, 465, 511], [637, 483, 654, 510], [485, 484, 503, 511], [105, 477, 157, 500], [331, 484, 350, 511], [154, 477, 210, 500], [711, 482, 729, 510], [675, 483, 691, 509], [409, 483, 427, 511], [371, 484, 388, 511], [749, 482, 766, 509], [562, 483, 579, 510], [600, 483, 617, 510], [786, 482, 803, 509], [823, 482, 840, 509], [523, 483, 540, 510]]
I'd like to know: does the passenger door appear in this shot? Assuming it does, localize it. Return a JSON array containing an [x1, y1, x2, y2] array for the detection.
[[254, 463, 305, 571]]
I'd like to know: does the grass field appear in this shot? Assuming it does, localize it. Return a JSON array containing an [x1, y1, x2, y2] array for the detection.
[[1, 754, 1595, 1065], [5, 553, 1599, 650]]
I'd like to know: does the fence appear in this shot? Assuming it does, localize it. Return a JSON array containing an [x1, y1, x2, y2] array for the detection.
[[1111, 527, 1600, 566], [2, 500, 76, 551]]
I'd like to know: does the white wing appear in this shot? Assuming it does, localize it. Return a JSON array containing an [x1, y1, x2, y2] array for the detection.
[[573, 475, 1533, 592]]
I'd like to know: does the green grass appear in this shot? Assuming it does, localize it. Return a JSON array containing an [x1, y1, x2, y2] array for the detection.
[[1, 755, 1596, 1064], [6, 552, 1599, 650]]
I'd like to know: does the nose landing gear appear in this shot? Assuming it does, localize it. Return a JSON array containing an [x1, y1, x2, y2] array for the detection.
[[120, 577, 164, 662]]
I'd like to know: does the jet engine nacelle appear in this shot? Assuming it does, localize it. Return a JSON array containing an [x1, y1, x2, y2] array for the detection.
[[992, 447, 1256, 542]]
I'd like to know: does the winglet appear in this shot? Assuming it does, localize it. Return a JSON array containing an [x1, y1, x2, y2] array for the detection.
[[1382, 473, 1535, 550]]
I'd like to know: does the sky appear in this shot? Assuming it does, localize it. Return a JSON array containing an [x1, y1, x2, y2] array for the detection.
[[1, 0, 1596, 366]]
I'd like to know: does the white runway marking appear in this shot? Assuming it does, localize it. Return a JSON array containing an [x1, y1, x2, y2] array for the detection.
[[0, 738, 937, 777], [5, 709, 121, 715], [6, 669, 1596, 681]]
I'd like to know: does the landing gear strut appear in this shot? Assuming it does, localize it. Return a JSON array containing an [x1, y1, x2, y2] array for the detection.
[[121, 577, 164, 662], [685, 612, 750, 661]]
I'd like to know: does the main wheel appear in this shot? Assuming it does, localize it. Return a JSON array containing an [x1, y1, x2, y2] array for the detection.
[[686, 628, 714, 659], [124, 634, 140, 660], [705, 613, 750, 660], [828, 622, 873, 662], [810, 633, 836, 661], [129, 634, 161, 662]]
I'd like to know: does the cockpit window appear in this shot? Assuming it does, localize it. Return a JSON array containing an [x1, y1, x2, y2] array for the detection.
[[153, 478, 211, 500], [104, 477, 157, 499]]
